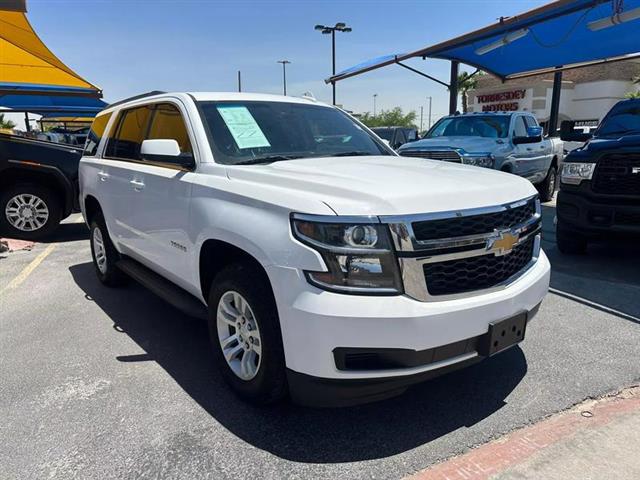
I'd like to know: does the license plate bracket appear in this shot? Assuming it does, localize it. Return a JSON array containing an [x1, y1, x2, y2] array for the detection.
[[478, 312, 527, 357]]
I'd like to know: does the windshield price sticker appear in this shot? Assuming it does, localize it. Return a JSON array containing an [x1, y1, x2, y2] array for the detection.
[[217, 106, 271, 149]]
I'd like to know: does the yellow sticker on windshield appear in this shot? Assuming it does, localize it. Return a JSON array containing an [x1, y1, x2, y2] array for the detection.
[[217, 106, 271, 149]]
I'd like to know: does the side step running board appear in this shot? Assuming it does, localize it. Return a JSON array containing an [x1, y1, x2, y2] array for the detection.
[[116, 257, 208, 321]]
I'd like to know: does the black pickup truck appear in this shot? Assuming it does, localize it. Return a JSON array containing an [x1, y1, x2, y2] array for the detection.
[[0, 134, 83, 239], [557, 99, 640, 253]]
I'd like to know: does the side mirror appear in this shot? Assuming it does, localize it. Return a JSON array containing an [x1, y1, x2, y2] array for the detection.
[[560, 120, 593, 142], [513, 126, 543, 145], [141, 139, 194, 169]]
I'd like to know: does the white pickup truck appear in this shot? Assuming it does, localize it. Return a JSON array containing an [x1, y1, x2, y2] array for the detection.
[[79, 92, 550, 407]]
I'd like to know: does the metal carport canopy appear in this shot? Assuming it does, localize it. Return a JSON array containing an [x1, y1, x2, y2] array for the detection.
[[327, 0, 640, 84]]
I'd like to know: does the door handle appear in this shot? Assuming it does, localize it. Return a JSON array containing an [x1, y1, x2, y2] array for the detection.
[[130, 179, 145, 191], [98, 171, 109, 182]]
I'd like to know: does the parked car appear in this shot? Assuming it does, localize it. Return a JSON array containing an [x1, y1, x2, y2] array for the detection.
[[371, 126, 418, 149], [557, 99, 640, 253], [397, 112, 563, 202], [0, 132, 86, 239], [79, 92, 550, 407]]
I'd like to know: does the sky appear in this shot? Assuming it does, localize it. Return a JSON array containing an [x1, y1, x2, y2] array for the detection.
[[16, 0, 543, 128]]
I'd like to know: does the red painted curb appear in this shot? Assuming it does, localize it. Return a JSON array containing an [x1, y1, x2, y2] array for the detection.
[[408, 388, 640, 480]]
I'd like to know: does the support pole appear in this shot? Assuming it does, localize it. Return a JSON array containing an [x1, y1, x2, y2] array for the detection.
[[449, 61, 459, 115], [24, 113, 31, 132], [548, 68, 563, 137], [237, 71, 242, 92], [331, 30, 336, 105]]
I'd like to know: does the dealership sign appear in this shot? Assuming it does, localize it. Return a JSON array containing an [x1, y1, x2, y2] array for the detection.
[[477, 90, 526, 112]]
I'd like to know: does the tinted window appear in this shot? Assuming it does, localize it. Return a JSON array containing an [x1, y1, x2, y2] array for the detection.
[[513, 116, 528, 137], [198, 101, 388, 165], [105, 105, 153, 160], [372, 128, 394, 141], [427, 116, 510, 138], [146, 103, 192, 154], [406, 129, 418, 141], [84, 112, 112, 156]]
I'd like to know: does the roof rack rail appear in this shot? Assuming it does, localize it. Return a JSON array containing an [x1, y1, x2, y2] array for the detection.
[[107, 91, 166, 109]]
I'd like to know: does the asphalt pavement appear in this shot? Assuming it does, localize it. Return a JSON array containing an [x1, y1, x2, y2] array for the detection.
[[1, 207, 639, 480]]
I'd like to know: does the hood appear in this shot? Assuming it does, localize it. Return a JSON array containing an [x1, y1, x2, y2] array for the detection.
[[226, 156, 536, 216], [585, 134, 640, 151], [399, 136, 504, 155]]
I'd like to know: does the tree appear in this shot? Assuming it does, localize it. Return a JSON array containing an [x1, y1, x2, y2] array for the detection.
[[456, 71, 478, 113], [625, 90, 640, 99], [359, 107, 417, 128], [0, 113, 16, 130]]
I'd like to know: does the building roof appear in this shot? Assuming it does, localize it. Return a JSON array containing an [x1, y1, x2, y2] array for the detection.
[[472, 59, 640, 90]]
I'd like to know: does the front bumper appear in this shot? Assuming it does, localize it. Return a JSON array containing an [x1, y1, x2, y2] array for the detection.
[[266, 249, 550, 406], [557, 187, 640, 237]]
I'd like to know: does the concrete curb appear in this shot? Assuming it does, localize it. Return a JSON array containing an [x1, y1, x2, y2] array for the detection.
[[408, 385, 640, 480]]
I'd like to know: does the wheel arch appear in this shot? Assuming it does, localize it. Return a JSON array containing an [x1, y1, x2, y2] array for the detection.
[[199, 239, 274, 306], [0, 166, 73, 217]]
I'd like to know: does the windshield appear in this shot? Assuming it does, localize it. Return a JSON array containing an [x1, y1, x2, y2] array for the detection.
[[426, 115, 510, 139], [597, 104, 640, 137], [197, 101, 390, 165]]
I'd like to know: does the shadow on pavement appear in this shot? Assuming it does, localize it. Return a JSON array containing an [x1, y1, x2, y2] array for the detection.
[[69, 261, 527, 463], [541, 204, 640, 321], [39, 222, 89, 244]]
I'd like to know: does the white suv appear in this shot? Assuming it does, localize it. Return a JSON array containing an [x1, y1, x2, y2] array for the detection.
[[79, 92, 550, 407]]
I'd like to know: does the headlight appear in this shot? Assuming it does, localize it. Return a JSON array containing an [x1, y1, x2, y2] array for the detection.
[[291, 215, 402, 294], [561, 162, 596, 185], [462, 155, 494, 168]]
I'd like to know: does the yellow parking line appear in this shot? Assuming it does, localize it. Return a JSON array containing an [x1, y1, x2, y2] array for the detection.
[[0, 244, 56, 294]]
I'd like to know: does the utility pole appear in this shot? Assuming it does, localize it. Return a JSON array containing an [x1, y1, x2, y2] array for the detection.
[[373, 93, 378, 116], [315, 23, 352, 105], [277, 60, 291, 96], [420, 106, 423, 132], [428, 96, 433, 129], [237, 71, 242, 92]]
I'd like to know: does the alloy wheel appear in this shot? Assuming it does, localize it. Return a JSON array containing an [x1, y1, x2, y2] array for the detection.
[[216, 291, 262, 381], [5, 194, 49, 232], [92, 227, 108, 274]]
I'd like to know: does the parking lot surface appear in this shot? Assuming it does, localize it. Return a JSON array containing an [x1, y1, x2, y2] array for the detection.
[[1, 207, 639, 480]]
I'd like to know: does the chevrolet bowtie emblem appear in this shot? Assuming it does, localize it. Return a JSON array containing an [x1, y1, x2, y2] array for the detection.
[[487, 229, 519, 256]]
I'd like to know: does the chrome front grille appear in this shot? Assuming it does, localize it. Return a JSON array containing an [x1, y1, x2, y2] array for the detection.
[[400, 150, 461, 162], [381, 196, 542, 301]]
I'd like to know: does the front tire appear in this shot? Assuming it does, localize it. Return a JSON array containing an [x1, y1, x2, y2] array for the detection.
[[208, 263, 287, 405], [0, 184, 62, 239], [90, 213, 126, 287], [556, 222, 588, 254], [539, 165, 557, 203]]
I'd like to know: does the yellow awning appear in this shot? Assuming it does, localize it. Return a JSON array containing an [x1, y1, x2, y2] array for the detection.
[[0, 0, 100, 93]]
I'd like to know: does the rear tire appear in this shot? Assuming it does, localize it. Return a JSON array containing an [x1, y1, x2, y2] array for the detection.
[[89, 213, 127, 287], [0, 184, 62, 240], [208, 262, 287, 405], [539, 165, 557, 203], [556, 222, 587, 254]]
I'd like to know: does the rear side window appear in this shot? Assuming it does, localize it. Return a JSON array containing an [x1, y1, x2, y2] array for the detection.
[[84, 112, 112, 156], [146, 103, 192, 154], [524, 116, 539, 128], [105, 105, 153, 160], [513, 116, 528, 137]]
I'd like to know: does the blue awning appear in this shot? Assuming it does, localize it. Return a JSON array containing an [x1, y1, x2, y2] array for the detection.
[[0, 88, 107, 115], [329, 0, 640, 83]]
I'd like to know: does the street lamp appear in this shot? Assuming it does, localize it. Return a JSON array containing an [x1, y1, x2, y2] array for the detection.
[[373, 93, 378, 116], [314, 22, 352, 105], [277, 60, 291, 95]]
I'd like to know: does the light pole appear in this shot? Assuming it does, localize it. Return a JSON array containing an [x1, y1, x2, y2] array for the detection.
[[277, 60, 291, 95], [314, 22, 352, 105], [373, 93, 378, 116], [427, 96, 433, 129]]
